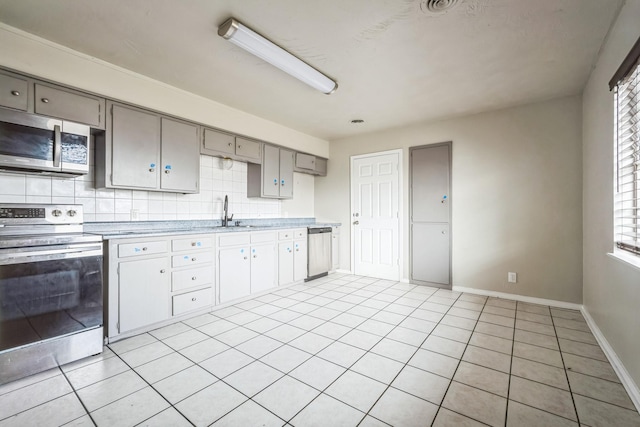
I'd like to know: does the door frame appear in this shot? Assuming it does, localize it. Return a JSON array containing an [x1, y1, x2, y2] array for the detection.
[[409, 142, 452, 288], [350, 149, 403, 281]]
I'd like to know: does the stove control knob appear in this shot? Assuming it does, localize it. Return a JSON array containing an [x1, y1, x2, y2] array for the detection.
[[52, 209, 62, 217], [67, 210, 77, 217]]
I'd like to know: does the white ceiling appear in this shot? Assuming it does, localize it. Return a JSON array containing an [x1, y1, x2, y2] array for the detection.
[[0, 0, 623, 140]]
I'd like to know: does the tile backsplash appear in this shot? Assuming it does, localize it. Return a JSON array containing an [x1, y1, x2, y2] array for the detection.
[[0, 155, 281, 222]]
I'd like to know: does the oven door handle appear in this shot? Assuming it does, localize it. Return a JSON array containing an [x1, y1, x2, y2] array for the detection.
[[0, 246, 102, 265]]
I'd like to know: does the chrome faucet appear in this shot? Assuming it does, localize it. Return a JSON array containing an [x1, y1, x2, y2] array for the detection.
[[222, 195, 233, 227]]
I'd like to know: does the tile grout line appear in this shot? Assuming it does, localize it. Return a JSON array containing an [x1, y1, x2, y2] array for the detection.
[[503, 302, 518, 427], [104, 345, 197, 427], [549, 308, 582, 425], [429, 292, 491, 427], [58, 368, 98, 427]]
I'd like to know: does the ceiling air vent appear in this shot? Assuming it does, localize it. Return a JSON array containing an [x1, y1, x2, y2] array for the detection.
[[421, 0, 461, 14]]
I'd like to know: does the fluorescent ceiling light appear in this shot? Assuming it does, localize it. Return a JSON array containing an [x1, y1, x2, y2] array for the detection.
[[218, 18, 338, 95]]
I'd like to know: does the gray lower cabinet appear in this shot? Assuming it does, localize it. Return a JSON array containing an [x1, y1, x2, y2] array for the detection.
[[247, 144, 294, 199], [201, 127, 262, 163], [98, 102, 199, 193]]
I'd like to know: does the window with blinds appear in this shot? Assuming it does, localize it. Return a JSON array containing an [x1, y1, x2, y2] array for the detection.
[[612, 37, 640, 256]]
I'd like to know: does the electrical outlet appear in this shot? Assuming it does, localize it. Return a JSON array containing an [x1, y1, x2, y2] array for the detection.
[[508, 272, 517, 283], [130, 209, 139, 221]]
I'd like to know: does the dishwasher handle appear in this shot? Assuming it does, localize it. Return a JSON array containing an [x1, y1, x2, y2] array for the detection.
[[308, 227, 332, 234]]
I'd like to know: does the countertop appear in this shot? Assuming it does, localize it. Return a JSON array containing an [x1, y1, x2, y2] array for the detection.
[[85, 218, 340, 240]]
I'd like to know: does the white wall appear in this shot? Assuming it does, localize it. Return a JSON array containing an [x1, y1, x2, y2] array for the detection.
[[317, 96, 583, 303], [582, 0, 640, 388], [0, 23, 329, 158]]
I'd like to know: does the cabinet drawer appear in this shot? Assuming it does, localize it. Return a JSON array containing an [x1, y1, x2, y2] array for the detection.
[[0, 73, 29, 111], [173, 288, 212, 316], [235, 137, 261, 161], [172, 252, 213, 268], [252, 231, 276, 243], [172, 236, 213, 252], [218, 233, 250, 247], [278, 230, 293, 240], [202, 128, 235, 155], [294, 229, 307, 239], [118, 240, 167, 258], [172, 265, 213, 292], [35, 84, 104, 127]]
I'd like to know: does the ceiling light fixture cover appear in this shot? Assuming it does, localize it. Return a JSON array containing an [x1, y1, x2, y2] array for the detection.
[[218, 18, 338, 95]]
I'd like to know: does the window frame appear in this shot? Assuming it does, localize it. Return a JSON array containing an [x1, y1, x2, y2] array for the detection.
[[611, 36, 640, 258]]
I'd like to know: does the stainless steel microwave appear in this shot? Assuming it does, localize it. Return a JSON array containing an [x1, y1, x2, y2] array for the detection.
[[0, 109, 91, 177]]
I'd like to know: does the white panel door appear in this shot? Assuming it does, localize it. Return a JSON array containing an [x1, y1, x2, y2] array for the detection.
[[351, 152, 400, 280]]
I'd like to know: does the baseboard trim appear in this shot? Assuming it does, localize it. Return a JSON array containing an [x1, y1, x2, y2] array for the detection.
[[581, 307, 640, 412], [335, 269, 353, 275], [451, 286, 583, 311]]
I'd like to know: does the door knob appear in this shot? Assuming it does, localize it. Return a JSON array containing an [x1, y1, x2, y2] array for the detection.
[[353, 221, 359, 225]]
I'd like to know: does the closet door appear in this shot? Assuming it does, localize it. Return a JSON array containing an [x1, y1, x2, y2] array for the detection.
[[410, 143, 451, 287]]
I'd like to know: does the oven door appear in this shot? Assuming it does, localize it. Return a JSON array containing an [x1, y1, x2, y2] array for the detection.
[[0, 109, 90, 175], [0, 242, 103, 352]]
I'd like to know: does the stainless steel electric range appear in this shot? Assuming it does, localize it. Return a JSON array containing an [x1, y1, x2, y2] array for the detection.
[[0, 204, 103, 385]]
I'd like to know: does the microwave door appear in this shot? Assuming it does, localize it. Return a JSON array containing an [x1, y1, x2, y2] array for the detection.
[[0, 112, 62, 173], [60, 121, 90, 174]]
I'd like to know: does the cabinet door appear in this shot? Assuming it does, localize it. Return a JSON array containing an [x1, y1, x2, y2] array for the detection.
[[160, 118, 199, 193], [251, 243, 276, 293], [111, 104, 160, 189], [219, 247, 250, 303], [314, 158, 327, 176], [331, 228, 340, 270], [202, 128, 235, 156], [119, 257, 170, 332], [235, 137, 261, 162], [278, 241, 294, 286], [35, 84, 104, 128], [0, 73, 28, 111], [279, 149, 294, 198], [296, 153, 316, 170], [262, 145, 280, 198], [293, 238, 308, 282]]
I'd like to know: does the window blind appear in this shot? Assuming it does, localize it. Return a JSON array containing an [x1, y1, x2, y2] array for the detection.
[[614, 56, 640, 255]]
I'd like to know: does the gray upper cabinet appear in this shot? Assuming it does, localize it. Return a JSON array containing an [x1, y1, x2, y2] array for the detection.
[[294, 152, 328, 177], [35, 84, 105, 128], [236, 137, 261, 160], [295, 153, 316, 170], [111, 103, 161, 189], [0, 69, 106, 128], [160, 118, 199, 193], [247, 144, 294, 199], [98, 102, 199, 193], [0, 73, 29, 111], [201, 128, 261, 163], [279, 148, 294, 198]]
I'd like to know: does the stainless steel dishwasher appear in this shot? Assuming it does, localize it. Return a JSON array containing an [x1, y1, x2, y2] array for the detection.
[[306, 226, 332, 281]]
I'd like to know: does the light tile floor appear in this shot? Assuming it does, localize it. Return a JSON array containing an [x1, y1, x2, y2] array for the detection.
[[1, 274, 639, 426]]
